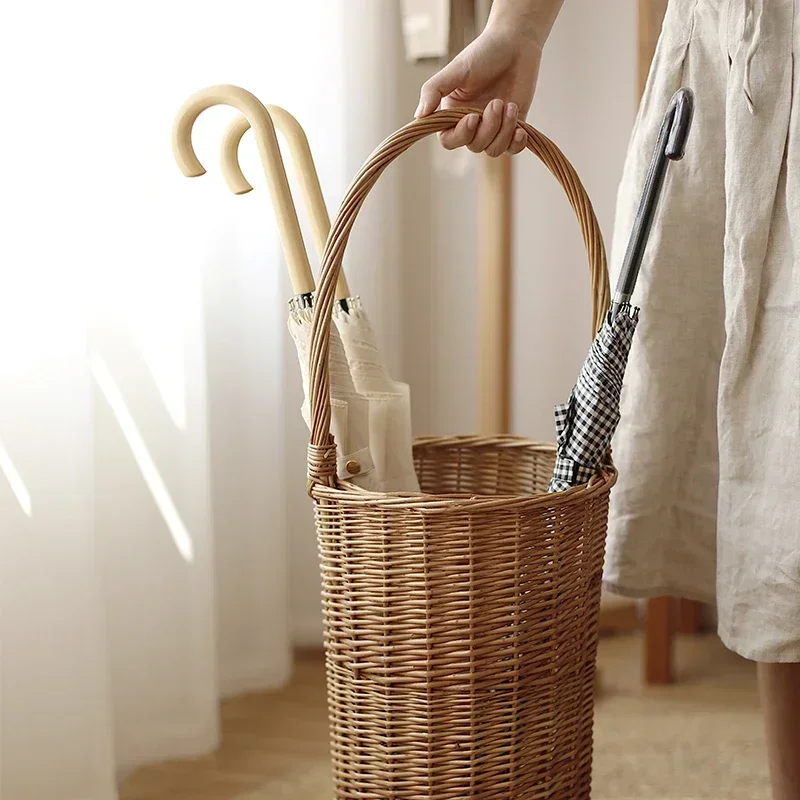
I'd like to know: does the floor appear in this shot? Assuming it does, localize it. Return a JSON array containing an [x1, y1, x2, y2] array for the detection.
[[120, 633, 769, 800]]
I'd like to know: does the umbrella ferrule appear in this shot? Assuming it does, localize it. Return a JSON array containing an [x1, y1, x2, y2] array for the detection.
[[613, 291, 631, 307], [289, 292, 314, 313], [610, 293, 631, 320]]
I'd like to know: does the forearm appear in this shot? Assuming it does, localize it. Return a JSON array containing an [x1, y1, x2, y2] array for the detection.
[[487, 0, 566, 46]]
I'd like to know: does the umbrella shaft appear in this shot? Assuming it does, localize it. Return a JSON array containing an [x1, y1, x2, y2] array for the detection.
[[614, 141, 669, 314]]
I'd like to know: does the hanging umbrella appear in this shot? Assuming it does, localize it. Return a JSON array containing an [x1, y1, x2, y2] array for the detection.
[[172, 84, 381, 490], [221, 106, 420, 493], [548, 87, 694, 493]]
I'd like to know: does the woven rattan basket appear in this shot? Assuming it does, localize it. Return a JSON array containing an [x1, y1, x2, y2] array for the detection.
[[306, 109, 616, 800]]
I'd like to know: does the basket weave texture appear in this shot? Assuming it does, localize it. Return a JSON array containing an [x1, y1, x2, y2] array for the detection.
[[306, 110, 616, 799]]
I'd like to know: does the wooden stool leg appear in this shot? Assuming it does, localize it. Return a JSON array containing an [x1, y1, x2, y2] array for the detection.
[[645, 596, 675, 684]]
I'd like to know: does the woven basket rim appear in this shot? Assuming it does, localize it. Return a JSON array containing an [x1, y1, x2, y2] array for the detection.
[[310, 457, 617, 513], [411, 434, 557, 451]]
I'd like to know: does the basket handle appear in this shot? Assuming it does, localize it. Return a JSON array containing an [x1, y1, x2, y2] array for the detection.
[[307, 108, 610, 490]]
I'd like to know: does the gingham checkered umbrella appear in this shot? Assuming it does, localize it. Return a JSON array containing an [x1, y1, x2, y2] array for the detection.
[[548, 88, 694, 493], [549, 306, 639, 492]]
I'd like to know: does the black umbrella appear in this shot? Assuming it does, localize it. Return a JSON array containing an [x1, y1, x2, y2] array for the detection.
[[548, 87, 694, 493]]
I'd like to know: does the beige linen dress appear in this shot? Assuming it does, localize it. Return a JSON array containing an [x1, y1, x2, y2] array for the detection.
[[605, 0, 800, 661]]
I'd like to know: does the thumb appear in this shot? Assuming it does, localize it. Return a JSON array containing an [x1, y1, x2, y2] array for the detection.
[[415, 58, 468, 117]]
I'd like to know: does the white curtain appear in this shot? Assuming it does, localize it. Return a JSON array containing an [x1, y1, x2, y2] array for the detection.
[[0, 1, 406, 798]]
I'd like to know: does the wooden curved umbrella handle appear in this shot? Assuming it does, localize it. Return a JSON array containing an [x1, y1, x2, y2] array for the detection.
[[172, 84, 315, 296], [306, 108, 610, 489], [221, 107, 352, 303]]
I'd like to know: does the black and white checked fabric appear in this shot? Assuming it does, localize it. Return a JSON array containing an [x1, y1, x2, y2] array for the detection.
[[548, 305, 639, 493]]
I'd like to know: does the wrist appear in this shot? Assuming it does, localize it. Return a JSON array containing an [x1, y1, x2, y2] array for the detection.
[[486, 0, 563, 48]]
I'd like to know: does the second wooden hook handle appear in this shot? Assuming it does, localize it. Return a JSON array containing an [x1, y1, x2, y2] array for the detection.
[[221, 106, 351, 302]]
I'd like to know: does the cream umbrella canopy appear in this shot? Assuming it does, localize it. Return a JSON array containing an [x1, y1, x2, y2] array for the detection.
[[172, 84, 380, 490], [221, 106, 420, 493]]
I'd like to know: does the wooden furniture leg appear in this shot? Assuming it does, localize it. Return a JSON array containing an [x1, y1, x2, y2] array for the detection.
[[638, 0, 669, 91], [677, 597, 703, 634], [477, 154, 513, 435], [645, 596, 675, 684]]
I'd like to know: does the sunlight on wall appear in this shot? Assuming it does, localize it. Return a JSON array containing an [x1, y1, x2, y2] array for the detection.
[[91, 353, 194, 563], [0, 441, 32, 518], [137, 324, 188, 431]]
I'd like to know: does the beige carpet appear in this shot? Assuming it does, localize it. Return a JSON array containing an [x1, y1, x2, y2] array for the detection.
[[121, 634, 769, 800], [591, 635, 768, 800]]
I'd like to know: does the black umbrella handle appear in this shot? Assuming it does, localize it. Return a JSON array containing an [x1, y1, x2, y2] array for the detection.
[[611, 88, 694, 319]]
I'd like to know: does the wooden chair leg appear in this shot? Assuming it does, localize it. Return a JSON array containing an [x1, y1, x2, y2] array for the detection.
[[677, 598, 703, 634], [645, 596, 675, 684]]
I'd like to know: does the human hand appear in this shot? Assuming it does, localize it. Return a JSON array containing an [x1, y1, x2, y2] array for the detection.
[[414, 22, 543, 156]]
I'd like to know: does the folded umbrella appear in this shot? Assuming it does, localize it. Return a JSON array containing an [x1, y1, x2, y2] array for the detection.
[[222, 106, 420, 492], [548, 87, 694, 493], [172, 84, 381, 490]]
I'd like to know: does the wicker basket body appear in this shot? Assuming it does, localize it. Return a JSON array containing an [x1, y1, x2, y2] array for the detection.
[[307, 111, 615, 799]]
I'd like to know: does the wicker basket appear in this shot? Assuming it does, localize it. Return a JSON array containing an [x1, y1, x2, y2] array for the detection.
[[306, 109, 616, 800]]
